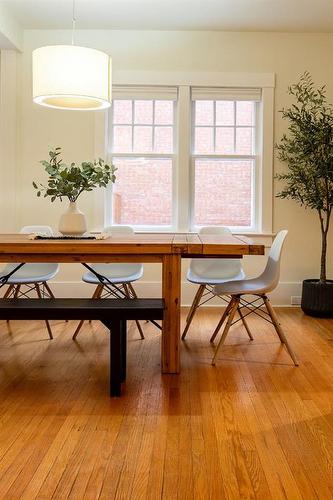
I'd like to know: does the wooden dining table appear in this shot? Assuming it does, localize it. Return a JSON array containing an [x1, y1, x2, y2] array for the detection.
[[0, 232, 264, 374]]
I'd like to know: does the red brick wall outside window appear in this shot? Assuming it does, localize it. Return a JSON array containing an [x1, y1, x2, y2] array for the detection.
[[111, 99, 174, 226], [109, 95, 256, 229], [192, 99, 255, 227]]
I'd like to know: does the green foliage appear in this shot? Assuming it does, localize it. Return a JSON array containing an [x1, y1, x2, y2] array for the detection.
[[276, 72, 333, 282], [33, 147, 116, 203], [276, 72, 333, 212]]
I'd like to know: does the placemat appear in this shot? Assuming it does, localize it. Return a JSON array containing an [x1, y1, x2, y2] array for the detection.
[[28, 233, 109, 240]]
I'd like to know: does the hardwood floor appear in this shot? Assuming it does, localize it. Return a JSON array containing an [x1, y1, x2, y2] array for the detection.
[[0, 308, 332, 499]]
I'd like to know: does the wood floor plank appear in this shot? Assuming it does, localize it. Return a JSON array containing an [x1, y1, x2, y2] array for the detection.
[[0, 308, 332, 499]]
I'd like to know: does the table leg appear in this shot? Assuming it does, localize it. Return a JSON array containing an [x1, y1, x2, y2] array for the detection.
[[162, 254, 181, 374]]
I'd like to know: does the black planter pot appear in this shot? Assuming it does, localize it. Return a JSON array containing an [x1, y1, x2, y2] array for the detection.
[[301, 279, 333, 317]]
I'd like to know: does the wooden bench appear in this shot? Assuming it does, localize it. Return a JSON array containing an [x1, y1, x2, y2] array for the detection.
[[0, 298, 164, 396]]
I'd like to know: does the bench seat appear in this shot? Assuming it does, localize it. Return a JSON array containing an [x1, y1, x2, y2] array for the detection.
[[0, 298, 164, 396]]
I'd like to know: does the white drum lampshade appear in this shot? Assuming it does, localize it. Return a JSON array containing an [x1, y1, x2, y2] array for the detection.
[[32, 45, 112, 110]]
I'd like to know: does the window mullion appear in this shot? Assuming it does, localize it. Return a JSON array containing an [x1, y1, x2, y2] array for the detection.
[[213, 100, 216, 153], [176, 85, 191, 232], [131, 100, 134, 152], [112, 153, 174, 160], [192, 154, 256, 160], [233, 101, 237, 153], [152, 100, 155, 152]]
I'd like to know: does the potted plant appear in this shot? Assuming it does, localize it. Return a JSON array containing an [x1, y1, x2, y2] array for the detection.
[[276, 72, 333, 317], [33, 147, 116, 235]]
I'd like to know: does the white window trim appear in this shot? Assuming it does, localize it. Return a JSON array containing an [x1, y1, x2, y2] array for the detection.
[[190, 97, 258, 232], [106, 96, 177, 231], [93, 71, 275, 236]]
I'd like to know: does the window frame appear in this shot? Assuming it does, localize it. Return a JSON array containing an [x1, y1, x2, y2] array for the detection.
[[97, 72, 275, 236], [107, 96, 178, 231], [190, 98, 259, 232]]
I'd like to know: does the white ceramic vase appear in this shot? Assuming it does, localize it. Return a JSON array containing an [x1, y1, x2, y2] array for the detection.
[[58, 201, 87, 236]]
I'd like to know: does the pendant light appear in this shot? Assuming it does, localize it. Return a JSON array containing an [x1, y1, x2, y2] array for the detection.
[[32, 0, 112, 110]]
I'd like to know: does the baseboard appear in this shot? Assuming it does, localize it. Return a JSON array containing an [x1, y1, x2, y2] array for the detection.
[[15, 280, 302, 307]]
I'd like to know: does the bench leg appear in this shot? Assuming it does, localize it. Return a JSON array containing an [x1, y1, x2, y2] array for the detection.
[[120, 320, 127, 383], [109, 320, 121, 397], [105, 319, 127, 397]]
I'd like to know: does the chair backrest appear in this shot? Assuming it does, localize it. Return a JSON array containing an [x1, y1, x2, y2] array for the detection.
[[198, 226, 231, 236], [91, 225, 142, 277], [190, 226, 244, 280], [20, 225, 54, 236], [259, 230, 288, 292], [104, 225, 134, 236], [1, 225, 59, 278]]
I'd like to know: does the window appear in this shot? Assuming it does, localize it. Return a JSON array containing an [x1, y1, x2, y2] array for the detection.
[[109, 87, 177, 228], [107, 82, 273, 233], [191, 90, 259, 230]]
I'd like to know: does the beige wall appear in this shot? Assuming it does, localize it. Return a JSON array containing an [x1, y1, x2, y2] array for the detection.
[[0, 2, 22, 50], [0, 50, 20, 232], [2, 29, 333, 303]]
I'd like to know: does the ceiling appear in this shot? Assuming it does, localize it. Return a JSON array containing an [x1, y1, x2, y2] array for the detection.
[[1, 0, 333, 32]]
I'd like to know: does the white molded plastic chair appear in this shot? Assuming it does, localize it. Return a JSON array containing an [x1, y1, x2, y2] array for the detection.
[[72, 225, 144, 340], [0, 225, 59, 339], [210, 230, 298, 366], [182, 226, 246, 340]]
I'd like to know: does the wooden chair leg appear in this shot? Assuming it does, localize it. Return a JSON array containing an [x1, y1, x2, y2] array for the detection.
[[7, 285, 21, 323], [210, 298, 234, 343], [181, 284, 205, 340], [44, 282, 70, 323], [212, 297, 240, 365], [4, 285, 15, 323], [44, 282, 55, 298], [35, 284, 53, 340], [95, 284, 104, 298], [72, 320, 85, 340], [126, 283, 145, 340], [263, 296, 299, 366], [237, 306, 254, 340], [88, 284, 104, 323], [185, 284, 205, 322], [134, 318, 145, 340], [72, 285, 104, 340], [3, 284, 14, 299]]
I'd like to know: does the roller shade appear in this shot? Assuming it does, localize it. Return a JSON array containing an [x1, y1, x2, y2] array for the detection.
[[112, 85, 178, 100], [191, 87, 261, 101]]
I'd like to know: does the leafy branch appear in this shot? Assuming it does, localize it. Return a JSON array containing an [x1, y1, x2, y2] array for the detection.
[[33, 147, 116, 203]]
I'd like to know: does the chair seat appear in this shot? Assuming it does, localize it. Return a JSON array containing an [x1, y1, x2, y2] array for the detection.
[[0, 263, 59, 284], [82, 263, 144, 284], [214, 277, 274, 296], [187, 268, 245, 285]]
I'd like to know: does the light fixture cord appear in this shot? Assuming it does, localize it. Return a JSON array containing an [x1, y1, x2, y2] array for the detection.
[[71, 0, 76, 45]]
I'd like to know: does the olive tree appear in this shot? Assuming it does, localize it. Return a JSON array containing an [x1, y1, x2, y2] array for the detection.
[[276, 72, 333, 283]]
